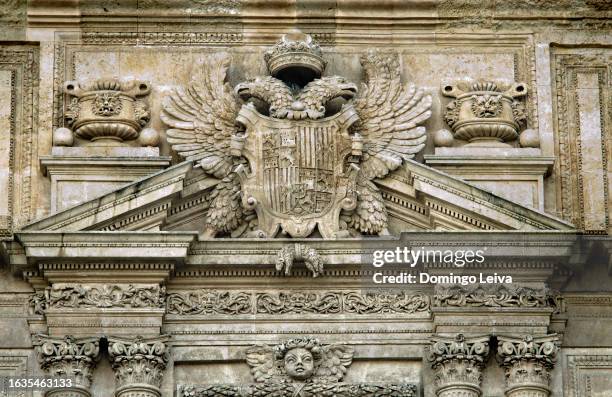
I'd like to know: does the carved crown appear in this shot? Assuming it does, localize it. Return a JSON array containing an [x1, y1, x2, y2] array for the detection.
[[264, 31, 326, 78]]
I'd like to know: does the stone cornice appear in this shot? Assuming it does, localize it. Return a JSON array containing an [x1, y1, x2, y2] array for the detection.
[[16, 231, 197, 260], [26, 0, 612, 30]]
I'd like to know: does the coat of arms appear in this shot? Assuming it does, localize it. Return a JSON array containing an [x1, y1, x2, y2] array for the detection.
[[161, 30, 432, 238]]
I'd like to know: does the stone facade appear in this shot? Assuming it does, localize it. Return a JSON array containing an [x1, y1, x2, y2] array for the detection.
[[0, 1, 611, 397]]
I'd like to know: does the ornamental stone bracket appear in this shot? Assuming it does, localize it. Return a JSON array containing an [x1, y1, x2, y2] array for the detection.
[[34, 334, 101, 397], [497, 334, 560, 397], [107, 335, 170, 397], [427, 334, 490, 397]]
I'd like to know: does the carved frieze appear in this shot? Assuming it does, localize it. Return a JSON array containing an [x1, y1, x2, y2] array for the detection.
[[29, 284, 166, 312], [433, 284, 562, 311], [180, 337, 417, 397], [428, 334, 490, 397], [497, 334, 560, 397], [108, 335, 170, 397], [166, 290, 430, 315]]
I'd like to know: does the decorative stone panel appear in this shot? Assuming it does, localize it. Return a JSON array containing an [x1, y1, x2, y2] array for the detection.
[[552, 48, 611, 234], [0, 45, 39, 238]]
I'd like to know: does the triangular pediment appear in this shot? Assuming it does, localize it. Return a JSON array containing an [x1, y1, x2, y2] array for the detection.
[[22, 160, 574, 234]]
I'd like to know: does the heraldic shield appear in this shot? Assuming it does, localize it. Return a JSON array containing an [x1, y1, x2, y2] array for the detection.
[[236, 104, 361, 238]]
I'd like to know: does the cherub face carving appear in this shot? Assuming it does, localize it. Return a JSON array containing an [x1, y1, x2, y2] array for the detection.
[[284, 347, 315, 381]]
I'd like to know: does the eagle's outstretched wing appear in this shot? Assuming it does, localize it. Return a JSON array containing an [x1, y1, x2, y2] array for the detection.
[[161, 54, 240, 179], [353, 51, 432, 180], [313, 343, 354, 383], [245, 344, 281, 383], [342, 51, 432, 235]]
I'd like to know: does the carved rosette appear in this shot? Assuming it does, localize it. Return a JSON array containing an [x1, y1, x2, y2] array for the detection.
[[63, 78, 152, 144], [442, 80, 528, 147], [497, 335, 560, 397], [108, 335, 170, 397], [35, 335, 100, 397], [428, 334, 490, 397]]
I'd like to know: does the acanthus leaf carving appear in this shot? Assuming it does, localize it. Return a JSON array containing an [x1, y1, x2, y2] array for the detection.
[[496, 334, 560, 397], [107, 335, 170, 396], [34, 334, 101, 390], [428, 334, 491, 397], [433, 284, 563, 311], [165, 289, 431, 316], [30, 284, 166, 311]]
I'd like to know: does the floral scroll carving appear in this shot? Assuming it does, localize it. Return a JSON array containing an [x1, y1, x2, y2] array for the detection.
[[29, 284, 166, 312], [165, 290, 430, 316]]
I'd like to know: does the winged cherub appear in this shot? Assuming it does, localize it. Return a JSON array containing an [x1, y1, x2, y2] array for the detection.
[[161, 33, 431, 238], [245, 337, 354, 384]]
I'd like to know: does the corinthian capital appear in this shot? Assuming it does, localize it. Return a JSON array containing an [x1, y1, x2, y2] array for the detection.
[[497, 334, 560, 397], [34, 334, 100, 396], [107, 335, 170, 397], [428, 334, 490, 397]]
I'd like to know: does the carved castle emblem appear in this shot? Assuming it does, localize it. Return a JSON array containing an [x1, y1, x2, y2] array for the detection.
[[180, 337, 417, 396], [161, 30, 432, 238]]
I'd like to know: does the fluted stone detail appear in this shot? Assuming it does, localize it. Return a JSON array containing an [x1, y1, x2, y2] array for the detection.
[[35, 335, 100, 397], [428, 334, 490, 397], [497, 334, 560, 397], [108, 335, 170, 397]]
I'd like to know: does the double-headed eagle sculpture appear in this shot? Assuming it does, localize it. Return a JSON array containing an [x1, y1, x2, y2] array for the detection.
[[161, 31, 432, 238]]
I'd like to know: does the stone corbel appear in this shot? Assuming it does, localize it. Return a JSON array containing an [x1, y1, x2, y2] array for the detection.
[[34, 334, 101, 397], [427, 333, 490, 397], [496, 334, 560, 397], [107, 335, 170, 397]]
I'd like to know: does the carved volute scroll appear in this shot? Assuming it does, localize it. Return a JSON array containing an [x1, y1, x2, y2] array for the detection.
[[497, 334, 560, 397], [107, 335, 170, 397], [34, 335, 101, 397], [428, 334, 491, 397]]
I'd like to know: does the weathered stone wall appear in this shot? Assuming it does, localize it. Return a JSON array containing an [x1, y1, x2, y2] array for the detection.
[[0, 1, 610, 396]]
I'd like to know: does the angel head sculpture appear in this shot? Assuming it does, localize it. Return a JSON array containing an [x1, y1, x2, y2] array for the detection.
[[161, 30, 432, 239], [245, 337, 354, 384]]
